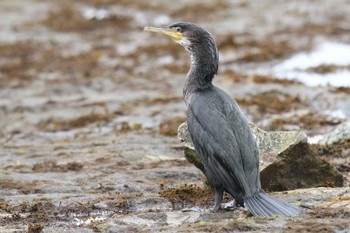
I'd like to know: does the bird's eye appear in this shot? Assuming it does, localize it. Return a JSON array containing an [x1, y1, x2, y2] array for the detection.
[[175, 27, 181, 32]]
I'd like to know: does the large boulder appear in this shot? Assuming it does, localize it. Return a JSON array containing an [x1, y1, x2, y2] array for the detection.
[[177, 122, 343, 191]]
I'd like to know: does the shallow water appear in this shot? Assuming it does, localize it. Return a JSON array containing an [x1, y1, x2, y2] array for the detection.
[[274, 42, 350, 87]]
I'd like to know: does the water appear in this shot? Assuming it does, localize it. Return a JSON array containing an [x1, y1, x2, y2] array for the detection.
[[273, 42, 350, 87]]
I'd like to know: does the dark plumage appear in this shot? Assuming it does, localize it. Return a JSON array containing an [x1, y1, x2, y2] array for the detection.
[[145, 22, 301, 217]]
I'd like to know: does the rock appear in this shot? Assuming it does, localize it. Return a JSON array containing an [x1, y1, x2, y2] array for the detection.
[[177, 122, 343, 191], [177, 123, 205, 173], [166, 211, 201, 225], [319, 122, 350, 145], [249, 123, 307, 170], [260, 141, 343, 191]]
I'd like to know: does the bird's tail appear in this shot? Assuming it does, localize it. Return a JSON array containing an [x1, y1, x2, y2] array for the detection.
[[244, 191, 301, 217]]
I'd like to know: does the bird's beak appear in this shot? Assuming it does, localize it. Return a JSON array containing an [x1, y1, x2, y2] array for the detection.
[[144, 26, 183, 41]]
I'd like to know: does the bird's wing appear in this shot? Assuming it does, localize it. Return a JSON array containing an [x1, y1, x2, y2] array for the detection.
[[187, 89, 260, 197]]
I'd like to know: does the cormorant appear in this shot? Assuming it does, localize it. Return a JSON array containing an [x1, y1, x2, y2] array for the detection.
[[144, 22, 301, 217]]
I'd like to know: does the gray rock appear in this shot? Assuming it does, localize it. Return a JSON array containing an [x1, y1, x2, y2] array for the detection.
[[177, 123, 205, 173], [319, 122, 350, 145], [166, 211, 201, 226], [177, 122, 343, 191], [250, 123, 308, 170], [260, 141, 343, 191]]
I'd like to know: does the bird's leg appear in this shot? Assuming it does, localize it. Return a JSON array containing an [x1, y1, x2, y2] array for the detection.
[[211, 186, 224, 211], [233, 199, 241, 207], [182, 186, 223, 213], [233, 199, 244, 208]]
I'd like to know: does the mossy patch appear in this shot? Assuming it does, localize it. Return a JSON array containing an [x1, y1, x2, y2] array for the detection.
[[237, 90, 306, 114], [32, 160, 84, 173], [251, 75, 302, 85], [267, 110, 345, 131], [305, 64, 350, 74], [315, 140, 350, 180], [159, 184, 215, 209], [27, 223, 44, 233], [42, 3, 132, 32], [159, 117, 186, 136], [0, 41, 42, 88], [37, 112, 112, 131], [236, 40, 296, 62], [0, 178, 44, 194]]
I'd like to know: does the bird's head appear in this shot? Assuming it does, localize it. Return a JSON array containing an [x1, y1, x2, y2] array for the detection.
[[144, 22, 216, 53], [144, 22, 219, 83]]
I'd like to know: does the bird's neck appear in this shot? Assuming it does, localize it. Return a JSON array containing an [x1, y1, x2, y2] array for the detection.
[[183, 45, 218, 102]]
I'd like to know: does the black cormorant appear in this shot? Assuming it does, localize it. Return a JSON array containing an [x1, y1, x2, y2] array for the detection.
[[144, 22, 301, 217]]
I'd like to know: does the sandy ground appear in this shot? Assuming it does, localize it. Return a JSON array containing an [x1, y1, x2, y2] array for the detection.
[[0, 0, 350, 232]]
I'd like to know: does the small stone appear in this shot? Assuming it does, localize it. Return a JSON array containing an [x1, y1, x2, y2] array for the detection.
[[166, 211, 201, 226], [177, 123, 205, 174]]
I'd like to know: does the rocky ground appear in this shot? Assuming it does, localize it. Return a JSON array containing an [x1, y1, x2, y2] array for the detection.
[[0, 0, 350, 232]]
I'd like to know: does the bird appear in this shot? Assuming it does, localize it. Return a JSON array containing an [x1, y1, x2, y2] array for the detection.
[[144, 22, 301, 217]]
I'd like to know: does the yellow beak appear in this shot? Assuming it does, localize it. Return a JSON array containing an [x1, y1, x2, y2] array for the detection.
[[144, 26, 183, 41]]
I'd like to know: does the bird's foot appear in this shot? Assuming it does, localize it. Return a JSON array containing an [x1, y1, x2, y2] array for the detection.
[[210, 186, 224, 211], [210, 203, 221, 211]]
